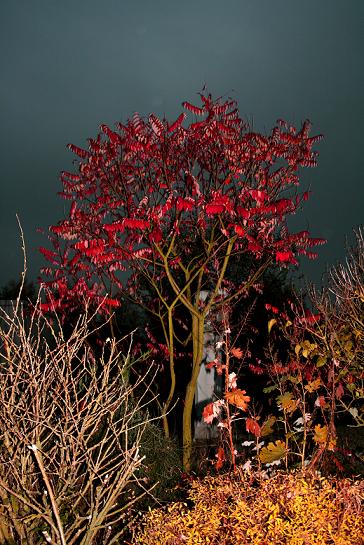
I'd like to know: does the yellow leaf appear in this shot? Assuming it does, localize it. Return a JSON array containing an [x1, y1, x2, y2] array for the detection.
[[276, 392, 297, 413], [260, 416, 276, 437], [259, 440, 287, 464], [295, 344, 301, 356], [305, 378, 322, 393], [313, 424, 328, 445], [316, 355, 327, 367], [268, 319, 277, 334]]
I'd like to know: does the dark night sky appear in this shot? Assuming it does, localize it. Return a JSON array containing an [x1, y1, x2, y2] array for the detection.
[[1, 0, 363, 288]]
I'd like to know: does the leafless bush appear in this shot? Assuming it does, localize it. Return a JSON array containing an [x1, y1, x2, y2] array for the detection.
[[330, 227, 364, 331], [0, 297, 158, 545], [303, 227, 364, 428]]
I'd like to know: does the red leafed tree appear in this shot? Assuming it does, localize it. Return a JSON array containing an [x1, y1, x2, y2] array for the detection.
[[40, 92, 324, 470]]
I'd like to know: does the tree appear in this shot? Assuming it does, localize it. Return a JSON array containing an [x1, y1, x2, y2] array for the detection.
[[40, 92, 324, 470]]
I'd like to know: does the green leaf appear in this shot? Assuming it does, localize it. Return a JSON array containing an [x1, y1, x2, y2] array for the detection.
[[263, 385, 278, 394]]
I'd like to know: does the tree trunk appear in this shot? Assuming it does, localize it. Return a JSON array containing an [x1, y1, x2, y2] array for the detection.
[[182, 314, 205, 471]]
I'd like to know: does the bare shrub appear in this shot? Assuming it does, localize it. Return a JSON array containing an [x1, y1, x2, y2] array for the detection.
[[313, 227, 364, 427], [0, 298, 158, 545]]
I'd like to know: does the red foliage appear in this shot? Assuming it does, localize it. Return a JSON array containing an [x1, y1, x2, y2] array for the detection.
[[39, 92, 323, 315], [215, 447, 226, 470], [246, 417, 261, 437]]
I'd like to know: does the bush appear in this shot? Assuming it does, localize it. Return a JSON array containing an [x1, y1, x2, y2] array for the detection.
[[139, 423, 182, 504], [134, 470, 364, 545], [0, 297, 158, 545]]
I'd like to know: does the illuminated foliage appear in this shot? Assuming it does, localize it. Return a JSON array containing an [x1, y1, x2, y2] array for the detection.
[[134, 470, 363, 545], [40, 92, 324, 470]]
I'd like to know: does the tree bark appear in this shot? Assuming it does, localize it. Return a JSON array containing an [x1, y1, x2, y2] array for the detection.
[[182, 314, 205, 471]]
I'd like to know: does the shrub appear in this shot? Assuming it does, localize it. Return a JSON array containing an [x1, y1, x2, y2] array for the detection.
[[0, 296, 158, 545], [138, 423, 182, 504], [134, 470, 364, 545]]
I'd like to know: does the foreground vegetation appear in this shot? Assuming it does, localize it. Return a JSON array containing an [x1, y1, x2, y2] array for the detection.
[[0, 297, 166, 544], [0, 229, 362, 543], [0, 276, 362, 543], [135, 470, 364, 545]]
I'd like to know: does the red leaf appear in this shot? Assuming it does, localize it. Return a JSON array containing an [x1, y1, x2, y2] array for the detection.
[[303, 191, 311, 201], [149, 113, 164, 136], [304, 310, 321, 324], [100, 124, 121, 144], [123, 218, 150, 229], [202, 400, 224, 424], [168, 112, 186, 132], [250, 189, 268, 203], [39, 247, 59, 264], [182, 101, 205, 116], [67, 143, 90, 159], [206, 203, 225, 215], [103, 298, 120, 308], [233, 224, 245, 236], [308, 238, 326, 247], [335, 383, 344, 399], [190, 121, 206, 131], [236, 206, 250, 219], [215, 447, 226, 470], [104, 222, 124, 233], [202, 402, 215, 424], [149, 228, 163, 243], [246, 417, 261, 437], [176, 197, 194, 211], [276, 251, 294, 263]]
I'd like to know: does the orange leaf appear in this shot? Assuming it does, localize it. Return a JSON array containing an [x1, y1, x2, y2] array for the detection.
[[305, 378, 322, 393], [225, 389, 250, 411], [231, 347, 243, 359]]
